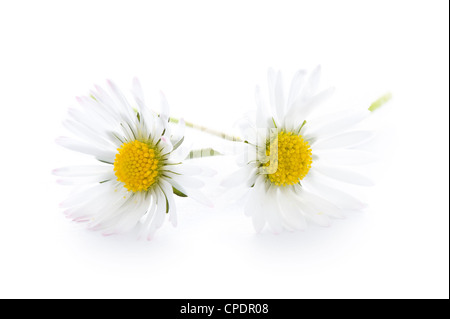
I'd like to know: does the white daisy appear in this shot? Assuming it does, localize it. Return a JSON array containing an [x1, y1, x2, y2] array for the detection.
[[54, 79, 210, 239], [223, 67, 389, 233]]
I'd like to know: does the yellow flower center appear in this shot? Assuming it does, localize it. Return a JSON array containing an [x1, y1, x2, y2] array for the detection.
[[113, 140, 160, 192], [263, 131, 313, 187]]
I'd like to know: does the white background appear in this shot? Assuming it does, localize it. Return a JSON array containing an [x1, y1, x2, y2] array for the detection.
[[0, 0, 448, 299]]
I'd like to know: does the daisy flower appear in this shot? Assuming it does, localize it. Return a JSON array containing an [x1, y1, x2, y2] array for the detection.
[[223, 67, 390, 233], [54, 79, 209, 239]]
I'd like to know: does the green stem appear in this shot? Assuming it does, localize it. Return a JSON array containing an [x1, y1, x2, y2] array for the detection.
[[369, 92, 392, 112], [169, 117, 242, 142], [185, 148, 223, 160]]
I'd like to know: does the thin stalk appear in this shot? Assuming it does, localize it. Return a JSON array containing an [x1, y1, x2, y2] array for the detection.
[[369, 92, 392, 112], [169, 117, 242, 142], [185, 148, 223, 160]]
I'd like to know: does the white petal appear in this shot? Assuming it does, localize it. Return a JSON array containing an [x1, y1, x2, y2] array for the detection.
[[261, 186, 283, 234], [171, 144, 193, 162], [297, 188, 344, 219], [298, 199, 331, 227], [314, 149, 378, 166], [244, 179, 262, 217], [64, 183, 121, 219], [74, 97, 120, 134], [131, 77, 145, 105], [221, 166, 253, 187], [150, 116, 167, 145], [159, 179, 177, 227], [278, 191, 307, 230], [302, 173, 367, 210], [312, 130, 375, 150], [107, 80, 128, 108], [63, 118, 114, 150], [255, 86, 271, 128], [159, 136, 173, 154], [236, 143, 258, 166], [154, 187, 167, 229], [118, 119, 137, 143], [170, 163, 202, 176], [56, 172, 115, 185], [107, 80, 136, 123], [239, 122, 258, 144], [246, 168, 258, 187], [159, 91, 170, 118], [138, 192, 157, 239], [284, 87, 335, 130], [287, 69, 307, 110], [267, 68, 276, 118], [184, 187, 213, 207], [314, 164, 375, 186], [86, 188, 137, 231], [56, 137, 115, 163], [198, 166, 217, 177], [244, 178, 266, 232], [303, 87, 335, 118], [274, 70, 285, 121], [167, 174, 204, 188], [91, 84, 116, 111], [171, 118, 185, 149], [302, 65, 322, 98], [110, 193, 150, 234], [60, 181, 114, 209], [53, 165, 112, 177], [135, 98, 155, 138], [73, 97, 119, 129], [308, 110, 370, 139], [288, 187, 332, 227], [252, 210, 265, 233], [168, 178, 213, 207]]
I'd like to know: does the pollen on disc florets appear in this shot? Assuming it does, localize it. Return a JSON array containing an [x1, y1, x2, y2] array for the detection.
[[114, 140, 161, 192], [263, 131, 313, 187]]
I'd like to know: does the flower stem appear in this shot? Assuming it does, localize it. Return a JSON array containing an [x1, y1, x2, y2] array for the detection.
[[169, 117, 242, 142], [369, 92, 392, 112], [185, 148, 223, 160]]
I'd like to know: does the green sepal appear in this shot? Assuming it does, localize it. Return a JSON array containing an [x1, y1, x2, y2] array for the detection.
[[165, 195, 169, 214], [298, 120, 307, 133], [173, 186, 188, 197], [272, 117, 278, 128], [172, 136, 185, 151], [97, 159, 113, 165]]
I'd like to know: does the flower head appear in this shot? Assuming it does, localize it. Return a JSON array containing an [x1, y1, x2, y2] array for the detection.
[[223, 67, 379, 233], [54, 79, 209, 239]]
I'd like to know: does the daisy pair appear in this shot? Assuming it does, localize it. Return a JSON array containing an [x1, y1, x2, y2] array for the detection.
[[54, 68, 390, 239]]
